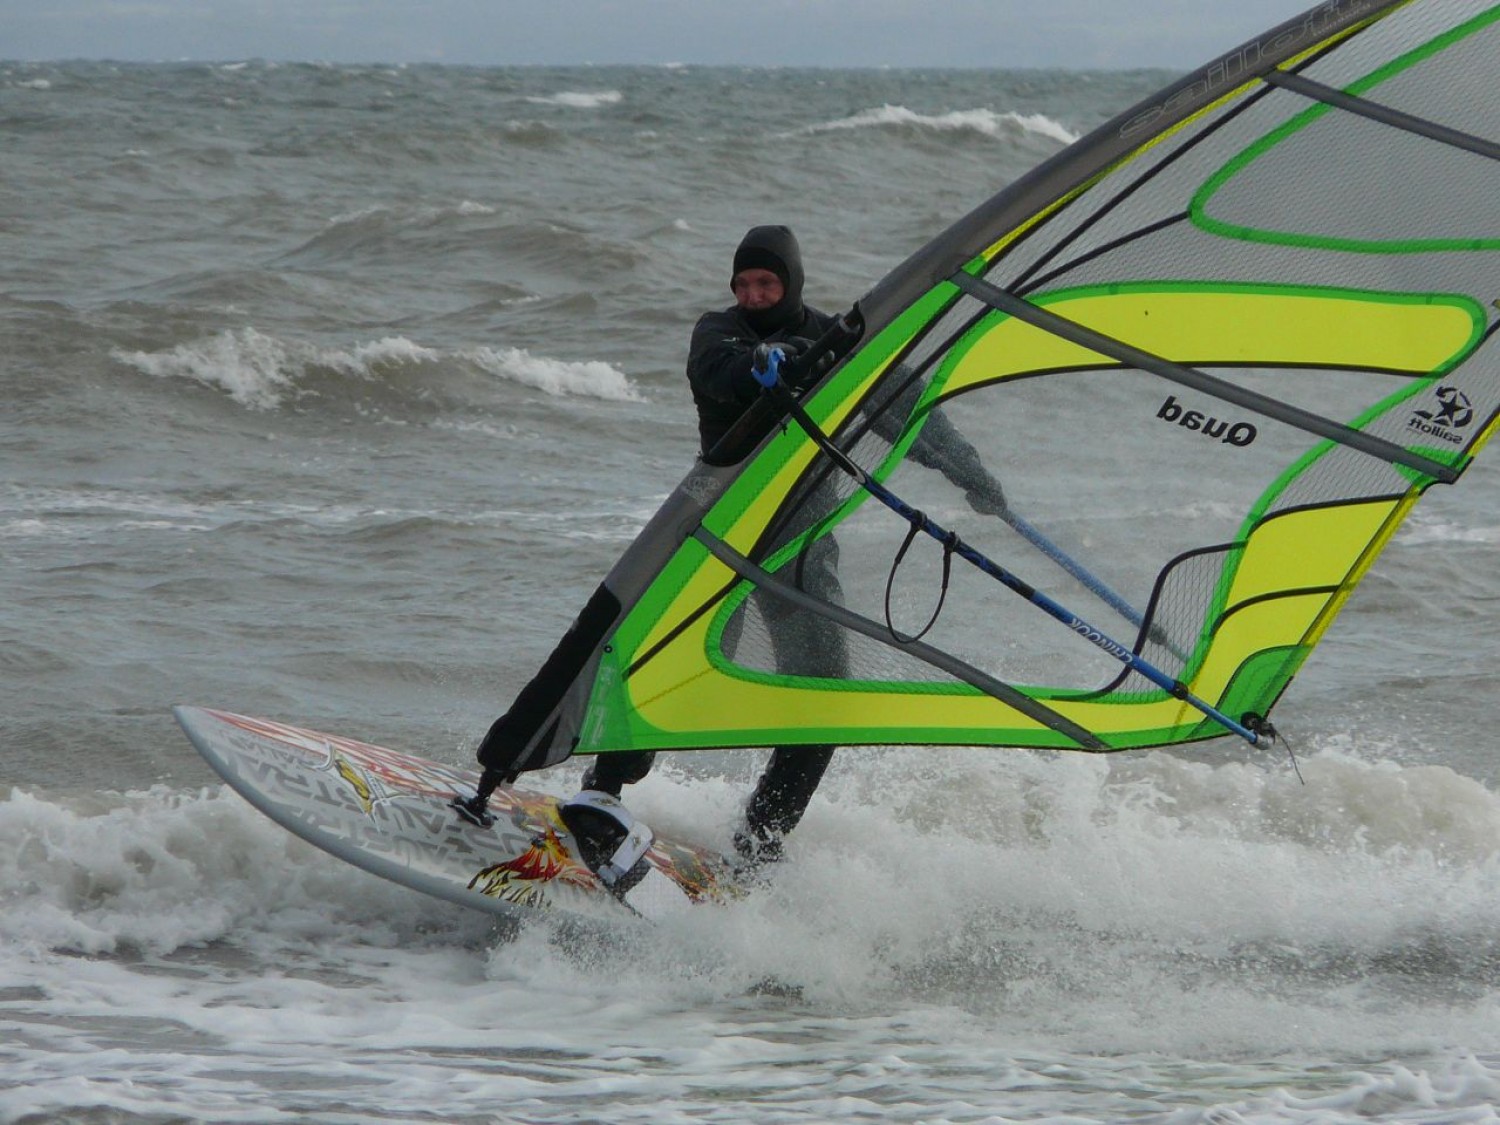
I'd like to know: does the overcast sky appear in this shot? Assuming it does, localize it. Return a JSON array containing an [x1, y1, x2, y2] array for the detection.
[[4, 1, 1321, 69]]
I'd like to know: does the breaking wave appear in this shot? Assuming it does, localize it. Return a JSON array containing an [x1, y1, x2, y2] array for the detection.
[[112, 328, 641, 410], [524, 90, 624, 109], [801, 104, 1079, 145]]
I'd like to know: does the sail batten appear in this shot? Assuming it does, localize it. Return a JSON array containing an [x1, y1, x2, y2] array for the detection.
[[1264, 68, 1500, 160], [950, 271, 1463, 482]]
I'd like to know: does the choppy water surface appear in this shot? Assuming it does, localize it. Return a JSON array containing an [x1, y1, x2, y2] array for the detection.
[[5, 60, 1500, 1123]]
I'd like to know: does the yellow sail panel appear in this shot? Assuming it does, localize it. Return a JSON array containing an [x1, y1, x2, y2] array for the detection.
[[611, 591, 1343, 752], [1195, 591, 1339, 688], [622, 536, 735, 671], [1296, 490, 1422, 654], [1223, 498, 1406, 608], [938, 286, 1482, 399], [614, 601, 1064, 747]]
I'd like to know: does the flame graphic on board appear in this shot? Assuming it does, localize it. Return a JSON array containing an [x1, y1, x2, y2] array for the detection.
[[468, 825, 594, 907]]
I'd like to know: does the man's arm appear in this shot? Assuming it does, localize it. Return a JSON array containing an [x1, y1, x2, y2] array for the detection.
[[904, 407, 1008, 514], [686, 311, 763, 411], [867, 378, 1008, 514]]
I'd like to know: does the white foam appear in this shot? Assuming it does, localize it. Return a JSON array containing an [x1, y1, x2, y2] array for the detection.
[[344, 335, 442, 369], [113, 327, 300, 410], [5, 743, 1500, 1120], [599, 742, 1500, 1052], [8, 738, 1480, 988], [0, 784, 462, 958], [326, 200, 496, 226], [0, 518, 53, 538], [801, 104, 1079, 145], [1397, 512, 1500, 546], [112, 329, 640, 408], [327, 203, 390, 226], [465, 345, 642, 402], [525, 90, 624, 109], [0, 485, 404, 543]]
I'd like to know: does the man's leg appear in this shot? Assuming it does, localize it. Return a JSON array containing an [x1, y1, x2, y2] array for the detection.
[[736, 532, 847, 865], [737, 743, 835, 863], [579, 750, 655, 797]]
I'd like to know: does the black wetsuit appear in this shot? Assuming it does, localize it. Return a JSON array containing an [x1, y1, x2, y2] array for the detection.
[[471, 227, 1007, 864], [685, 300, 836, 453], [587, 226, 842, 860]]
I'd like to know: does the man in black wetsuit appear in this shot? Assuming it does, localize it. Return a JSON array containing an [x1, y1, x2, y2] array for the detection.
[[684, 224, 836, 455], [556, 224, 1013, 888], [567, 225, 841, 873]]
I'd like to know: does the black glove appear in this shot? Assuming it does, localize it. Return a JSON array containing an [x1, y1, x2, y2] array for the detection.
[[782, 337, 840, 390]]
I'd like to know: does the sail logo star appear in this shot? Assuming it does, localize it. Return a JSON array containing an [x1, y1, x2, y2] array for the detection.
[[1409, 385, 1473, 446]]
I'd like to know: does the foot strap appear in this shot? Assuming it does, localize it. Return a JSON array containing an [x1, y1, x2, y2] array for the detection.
[[561, 790, 654, 887]]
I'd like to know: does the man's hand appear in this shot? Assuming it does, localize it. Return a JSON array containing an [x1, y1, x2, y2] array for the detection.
[[781, 337, 838, 389], [754, 337, 838, 392], [964, 477, 1009, 517], [752, 340, 794, 376]]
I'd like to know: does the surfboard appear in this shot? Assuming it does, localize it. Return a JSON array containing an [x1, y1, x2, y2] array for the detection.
[[173, 706, 736, 922]]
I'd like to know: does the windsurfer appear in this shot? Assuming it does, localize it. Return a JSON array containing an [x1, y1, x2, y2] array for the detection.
[[568, 225, 843, 875], [562, 225, 1013, 882]]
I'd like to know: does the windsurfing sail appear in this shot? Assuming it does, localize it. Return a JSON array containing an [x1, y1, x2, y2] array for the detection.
[[477, 0, 1500, 782]]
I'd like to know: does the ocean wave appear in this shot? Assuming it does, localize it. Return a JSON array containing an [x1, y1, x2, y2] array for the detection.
[[0, 785, 469, 956], [800, 103, 1079, 145], [1397, 510, 1500, 546], [4, 767, 1499, 1125], [464, 345, 640, 402], [524, 90, 623, 109], [7, 736, 1499, 1050], [111, 328, 640, 410], [323, 200, 494, 227], [280, 207, 645, 279], [112, 327, 306, 410], [497, 118, 565, 146]]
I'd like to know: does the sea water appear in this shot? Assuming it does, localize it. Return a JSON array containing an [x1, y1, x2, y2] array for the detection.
[[4, 60, 1500, 1123]]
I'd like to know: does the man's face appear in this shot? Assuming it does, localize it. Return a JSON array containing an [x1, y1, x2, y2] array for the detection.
[[731, 268, 784, 312]]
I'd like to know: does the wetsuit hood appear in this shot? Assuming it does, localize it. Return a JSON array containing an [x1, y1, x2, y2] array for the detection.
[[731, 225, 805, 335]]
